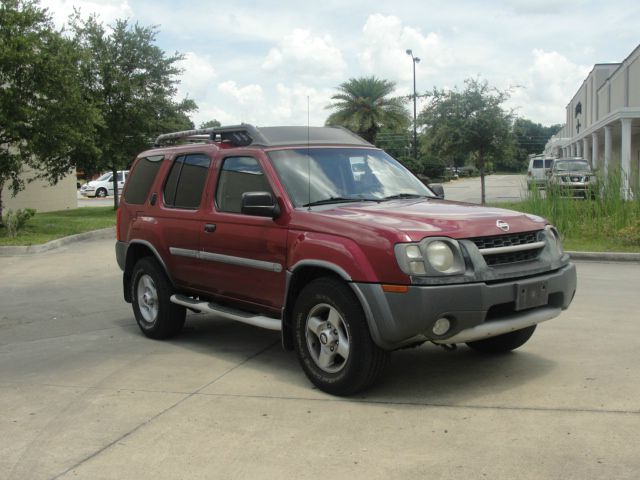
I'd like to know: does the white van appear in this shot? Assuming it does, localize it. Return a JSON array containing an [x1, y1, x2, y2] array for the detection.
[[80, 170, 129, 198], [526, 156, 554, 189]]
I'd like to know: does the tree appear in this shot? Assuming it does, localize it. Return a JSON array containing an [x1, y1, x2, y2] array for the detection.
[[70, 14, 196, 208], [419, 78, 514, 204], [200, 119, 221, 129], [0, 0, 98, 220], [325, 76, 409, 144], [513, 118, 562, 168]]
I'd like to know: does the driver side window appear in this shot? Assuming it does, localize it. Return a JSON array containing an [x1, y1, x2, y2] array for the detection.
[[216, 156, 273, 213]]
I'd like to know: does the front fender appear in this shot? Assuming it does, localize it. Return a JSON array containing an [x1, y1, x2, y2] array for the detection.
[[287, 231, 381, 282]]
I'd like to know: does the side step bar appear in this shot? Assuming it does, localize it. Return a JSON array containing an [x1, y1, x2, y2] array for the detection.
[[170, 294, 282, 331]]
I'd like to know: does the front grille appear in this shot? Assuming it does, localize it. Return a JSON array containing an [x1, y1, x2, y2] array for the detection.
[[471, 231, 539, 250], [470, 230, 543, 266]]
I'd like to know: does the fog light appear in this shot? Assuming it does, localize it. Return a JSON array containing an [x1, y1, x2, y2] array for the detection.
[[432, 317, 451, 336]]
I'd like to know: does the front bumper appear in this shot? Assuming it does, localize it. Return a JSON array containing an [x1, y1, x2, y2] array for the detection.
[[352, 263, 576, 350]]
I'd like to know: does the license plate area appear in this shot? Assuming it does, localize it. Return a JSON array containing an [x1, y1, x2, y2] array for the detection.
[[515, 280, 548, 311]]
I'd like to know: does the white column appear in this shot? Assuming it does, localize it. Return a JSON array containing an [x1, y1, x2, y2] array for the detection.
[[576, 141, 582, 157], [621, 118, 632, 199], [571, 143, 577, 157], [591, 133, 599, 171], [604, 125, 612, 181], [583, 138, 590, 164]]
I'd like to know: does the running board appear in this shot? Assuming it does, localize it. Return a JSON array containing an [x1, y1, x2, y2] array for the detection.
[[170, 294, 282, 331]]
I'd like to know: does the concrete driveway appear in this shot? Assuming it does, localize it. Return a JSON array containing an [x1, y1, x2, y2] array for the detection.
[[443, 174, 527, 204], [1, 237, 639, 479]]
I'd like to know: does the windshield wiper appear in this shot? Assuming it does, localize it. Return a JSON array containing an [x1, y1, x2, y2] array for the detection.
[[382, 193, 428, 201], [303, 197, 379, 207]]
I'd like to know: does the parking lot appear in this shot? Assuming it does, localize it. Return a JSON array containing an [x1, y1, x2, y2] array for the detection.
[[1, 237, 639, 479]]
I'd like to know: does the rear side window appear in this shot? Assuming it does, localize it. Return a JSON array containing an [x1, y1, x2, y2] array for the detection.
[[532, 160, 543, 168], [216, 156, 272, 213], [544, 159, 553, 168], [163, 154, 211, 209], [124, 156, 164, 205]]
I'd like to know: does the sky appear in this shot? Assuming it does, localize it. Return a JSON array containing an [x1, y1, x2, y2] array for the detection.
[[41, 0, 640, 129]]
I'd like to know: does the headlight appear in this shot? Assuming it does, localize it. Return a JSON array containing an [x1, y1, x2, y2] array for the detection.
[[426, 241, 455, 272], [395, 238, 465, 276], [545, 225, 564, 256]]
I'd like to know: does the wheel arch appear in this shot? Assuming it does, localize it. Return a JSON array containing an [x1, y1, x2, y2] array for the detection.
[[281, 261, 353, 351], [123, 240, 175, 303]]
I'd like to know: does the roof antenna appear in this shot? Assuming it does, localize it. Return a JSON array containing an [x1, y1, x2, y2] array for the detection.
[[307, 95, 311, 210]]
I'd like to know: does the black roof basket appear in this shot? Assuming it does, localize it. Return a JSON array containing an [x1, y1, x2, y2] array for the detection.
[[154, 124, 268, 147], [153, 124, 372, 148]]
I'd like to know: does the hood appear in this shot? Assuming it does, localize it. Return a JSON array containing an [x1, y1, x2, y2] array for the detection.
[[305, 199, 547, 242]]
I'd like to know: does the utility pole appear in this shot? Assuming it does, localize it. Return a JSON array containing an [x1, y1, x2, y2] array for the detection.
[[406, 49, 420, 161]]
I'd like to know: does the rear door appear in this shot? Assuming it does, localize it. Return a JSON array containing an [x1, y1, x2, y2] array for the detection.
[[194, 154, 288, 311], [155, 153, 212, 287]]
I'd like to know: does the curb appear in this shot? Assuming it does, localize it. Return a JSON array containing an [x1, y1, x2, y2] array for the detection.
[[0, 227, 115, 256], [567, 251, 640, 262]]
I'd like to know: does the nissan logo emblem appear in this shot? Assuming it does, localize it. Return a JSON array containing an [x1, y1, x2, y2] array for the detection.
[[496, 220, 510, 232]]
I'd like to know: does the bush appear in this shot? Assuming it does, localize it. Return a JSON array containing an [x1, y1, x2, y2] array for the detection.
[[2, 208, 36, 238]]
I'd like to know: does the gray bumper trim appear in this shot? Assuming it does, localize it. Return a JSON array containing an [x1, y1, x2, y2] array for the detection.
[[353, 263, 576, 350], [432, 306, 560, 344]]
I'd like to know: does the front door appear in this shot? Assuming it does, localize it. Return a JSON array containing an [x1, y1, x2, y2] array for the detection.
[[194, 155, 287, 311]]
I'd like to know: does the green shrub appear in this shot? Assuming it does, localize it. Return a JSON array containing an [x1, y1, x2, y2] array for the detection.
[[2, 208, 36, 238]]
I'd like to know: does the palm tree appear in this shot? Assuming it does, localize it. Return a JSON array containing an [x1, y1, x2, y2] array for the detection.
[[325, 77, 409, 144]]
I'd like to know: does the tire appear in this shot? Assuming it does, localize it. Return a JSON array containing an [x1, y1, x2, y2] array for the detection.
[[96, 188, 108, 198], [131, 257, 186, 339], [466, 325, 536, 354], [292, 277, 389, 396]]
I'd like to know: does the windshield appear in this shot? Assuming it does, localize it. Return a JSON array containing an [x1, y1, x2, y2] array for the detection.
[[97, 172, 111, 181], [554, 160, 591, 172], [268, 148, 435, 207]]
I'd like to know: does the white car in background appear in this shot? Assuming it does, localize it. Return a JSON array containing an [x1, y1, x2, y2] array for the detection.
[[80, 170, 129, 198], [526, 156, 554, 189]]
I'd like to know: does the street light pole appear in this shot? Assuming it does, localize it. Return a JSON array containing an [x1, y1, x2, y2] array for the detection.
[[406, 49, 420, 161]]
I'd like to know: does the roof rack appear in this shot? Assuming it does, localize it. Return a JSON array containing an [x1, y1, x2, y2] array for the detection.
[[153, 124, 373, 148], [153, 124, 267, 147]]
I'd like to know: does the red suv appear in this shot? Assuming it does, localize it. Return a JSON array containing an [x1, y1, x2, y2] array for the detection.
[[116, 124, 576, 395]]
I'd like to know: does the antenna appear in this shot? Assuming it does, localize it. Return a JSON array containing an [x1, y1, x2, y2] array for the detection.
[[307, 96, 311, 210]]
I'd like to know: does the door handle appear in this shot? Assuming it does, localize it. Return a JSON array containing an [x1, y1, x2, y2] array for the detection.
[[204, 223, 217, 233]]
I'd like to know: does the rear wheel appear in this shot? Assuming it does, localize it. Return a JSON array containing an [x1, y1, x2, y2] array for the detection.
[[131, 257, 185, 339], [466, 325, 536, 353], [292, 277, 389, 396]]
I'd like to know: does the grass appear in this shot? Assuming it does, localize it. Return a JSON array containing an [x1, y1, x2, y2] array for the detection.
[[0, 207, 116, 246], [497, 169, 640, 252]]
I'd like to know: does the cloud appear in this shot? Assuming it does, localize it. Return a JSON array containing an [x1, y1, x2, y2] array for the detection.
[[272, 83, 335, 126], [40, 0, 133, 27], [359, 14, 451, 83], [508, 49, 591, 124], [218, 81, 264, 106], [262, 28, 347, 79], [175, 52, 217, 100]]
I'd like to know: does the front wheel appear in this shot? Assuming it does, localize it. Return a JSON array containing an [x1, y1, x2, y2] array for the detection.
[[131, 257, 185, 339], [96, 187, 108, 198], [292, 277, 389, 396], [466, 325, 536, 353]]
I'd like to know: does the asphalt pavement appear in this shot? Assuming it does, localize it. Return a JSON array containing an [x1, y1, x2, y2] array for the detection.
[[1, 236, 639, 479]]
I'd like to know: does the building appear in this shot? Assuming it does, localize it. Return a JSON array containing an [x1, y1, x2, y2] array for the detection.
[[1, 168, 77, 213], [545, 44, 640, 198]]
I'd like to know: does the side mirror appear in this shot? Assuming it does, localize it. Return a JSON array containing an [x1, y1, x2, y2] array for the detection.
[[241, 192, 280, 218], [428, 183, 445, 199]]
